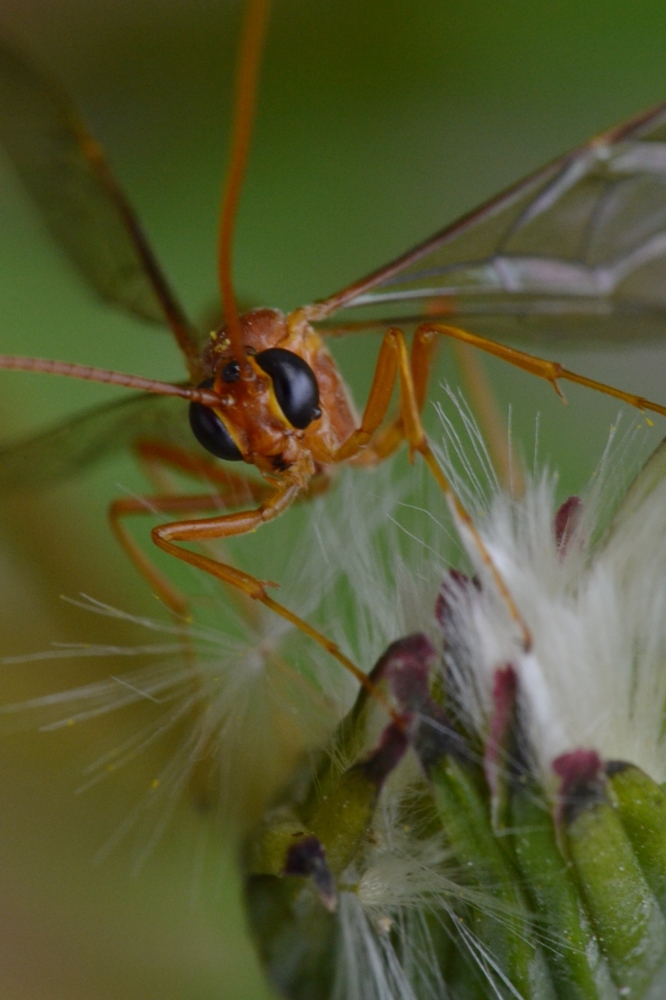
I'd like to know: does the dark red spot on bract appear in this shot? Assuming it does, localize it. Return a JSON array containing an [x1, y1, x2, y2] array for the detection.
[[554, 496, 582, 556], [552, 748, 605, 824], [370, 633, 435, 712], [359, 721, 409, 786], [484, 664, 518, 799], [284, 835, 337, 911]]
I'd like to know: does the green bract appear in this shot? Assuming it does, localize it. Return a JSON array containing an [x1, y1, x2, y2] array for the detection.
[[244, 439, 666, 1000]]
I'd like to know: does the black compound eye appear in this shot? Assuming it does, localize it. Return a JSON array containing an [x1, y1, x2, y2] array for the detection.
[[255, 348, 321, 430], [189, 378, 243, 461]]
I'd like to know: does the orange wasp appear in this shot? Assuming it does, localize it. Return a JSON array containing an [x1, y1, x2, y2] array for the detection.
[[1, 0, 666, 685]]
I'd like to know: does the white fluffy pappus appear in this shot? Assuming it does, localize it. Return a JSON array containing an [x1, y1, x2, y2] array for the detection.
[[441, 429, 666, 788]]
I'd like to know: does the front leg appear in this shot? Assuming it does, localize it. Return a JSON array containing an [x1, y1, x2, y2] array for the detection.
[[109, 441, 274, 619], [151, 481, 299, 579], [420, 320, 666, 419], [330, 326, 531, 651], [331, 327, 436, 464], [151, 484, 400, 713]]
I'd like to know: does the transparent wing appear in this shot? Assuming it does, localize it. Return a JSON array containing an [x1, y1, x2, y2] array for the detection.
[[0, 393, 198, 490], [0, 41, 200, 361], [314, 105, 666, 343]]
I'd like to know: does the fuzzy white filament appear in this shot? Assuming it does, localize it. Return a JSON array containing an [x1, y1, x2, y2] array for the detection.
[[450, 458, 666, 785]]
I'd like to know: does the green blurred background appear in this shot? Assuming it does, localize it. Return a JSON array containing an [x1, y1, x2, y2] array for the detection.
[[0, 0, 664, 996]]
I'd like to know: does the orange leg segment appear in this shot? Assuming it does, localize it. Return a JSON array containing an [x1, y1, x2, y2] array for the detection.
[[421, 322, 666, 420], [106, 442, 391, 720], [150, 482, 403, 723], [329, 326, 532, 651], [362, 328, 439, 465], [334, 326, 438, 465], [109, 441, 274, 619]]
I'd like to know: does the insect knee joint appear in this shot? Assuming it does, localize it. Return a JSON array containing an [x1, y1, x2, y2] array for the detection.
[[152, 524, 174, 544]]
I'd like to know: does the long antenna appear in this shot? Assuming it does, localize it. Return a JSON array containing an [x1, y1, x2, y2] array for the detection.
[[0, 355, 221, 405], [217, 0, 272, 363]]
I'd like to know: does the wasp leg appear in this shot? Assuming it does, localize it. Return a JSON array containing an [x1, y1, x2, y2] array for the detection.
[[114, 447, 386, 712], [111, 438, 333, 634], [150, 485, 401, 719], [134, 438, 274, 497], [110, 441, 274, 618], [420, 322, 666, 420], [347, 327, 439, 465], [329, 327, 434, 463], [110, 492, 266, 618], [330, 327, 531, 651]]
